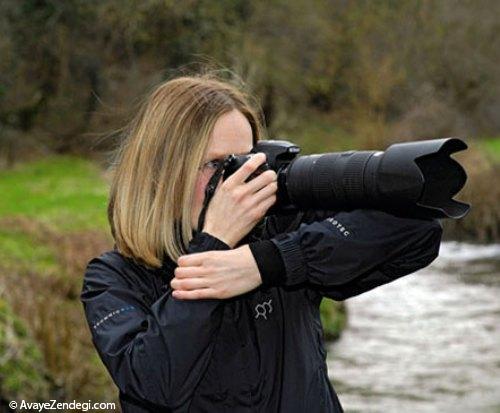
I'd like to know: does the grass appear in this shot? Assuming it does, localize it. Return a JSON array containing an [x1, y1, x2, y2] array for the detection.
[[0, 298, 51, 401], [0, 156, 109, 232], [0, 227, 59, 275], [0, 155, 110, 274], [479, 136, 500, 162], [0, 155, 116, 405], [320, 299, 347, 340]]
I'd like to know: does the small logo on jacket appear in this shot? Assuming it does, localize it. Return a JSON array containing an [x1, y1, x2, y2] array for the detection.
[[326, 217, 350, 237], [255, 299, 273, 320], [92, 305, 136, 329]]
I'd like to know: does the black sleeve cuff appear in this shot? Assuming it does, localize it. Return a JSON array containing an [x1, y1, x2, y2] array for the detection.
[[248, 240, 286, 287], [269, 233, 309, 286], [189, 231, 232, 253]]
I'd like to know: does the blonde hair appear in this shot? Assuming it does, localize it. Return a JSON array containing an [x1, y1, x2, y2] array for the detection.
[[107, 74, 264, 268]]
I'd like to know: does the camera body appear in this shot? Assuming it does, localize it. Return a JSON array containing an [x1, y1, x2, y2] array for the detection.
[[223, 140, 302, 214]]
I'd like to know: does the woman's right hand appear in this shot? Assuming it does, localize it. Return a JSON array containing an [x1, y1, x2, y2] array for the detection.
[[202, 152, 278, 248]]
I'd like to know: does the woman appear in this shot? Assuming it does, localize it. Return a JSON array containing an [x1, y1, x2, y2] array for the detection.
[[80, 74, 443, 412]]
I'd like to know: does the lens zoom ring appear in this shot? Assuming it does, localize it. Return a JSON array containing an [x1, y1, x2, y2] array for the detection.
[[314, 156, 336, 203], [343, 153, 370, 202]]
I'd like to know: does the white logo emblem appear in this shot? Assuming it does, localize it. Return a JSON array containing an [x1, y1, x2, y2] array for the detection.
[[254, 299, 273, 320], [326, 217, 350, 237]]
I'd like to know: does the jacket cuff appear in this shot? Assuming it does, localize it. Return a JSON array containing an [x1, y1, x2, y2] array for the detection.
[[189, 231, 232, 252], [159, 231, 231, 278], [248, 240, 286, 287], [269, 233, 309, 286]]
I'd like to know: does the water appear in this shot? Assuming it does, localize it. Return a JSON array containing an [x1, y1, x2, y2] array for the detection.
[[327, 242, 500, 413]]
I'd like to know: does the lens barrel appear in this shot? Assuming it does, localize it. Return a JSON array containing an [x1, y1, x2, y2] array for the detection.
[[283, 138, 469, 219]]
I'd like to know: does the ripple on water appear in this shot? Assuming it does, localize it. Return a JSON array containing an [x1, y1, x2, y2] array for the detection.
[[327, 242, 500, 413]]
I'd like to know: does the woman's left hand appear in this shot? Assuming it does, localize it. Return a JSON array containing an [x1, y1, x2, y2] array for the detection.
[[171, 245, 263, 300]]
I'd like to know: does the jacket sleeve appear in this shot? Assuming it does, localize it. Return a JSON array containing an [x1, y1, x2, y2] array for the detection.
[[80, 232, 230, 410], [248, 208, 443, 301]]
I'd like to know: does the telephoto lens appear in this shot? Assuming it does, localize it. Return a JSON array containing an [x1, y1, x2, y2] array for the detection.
[[223, 138, 470, 220], [285, 138, 469, 219]]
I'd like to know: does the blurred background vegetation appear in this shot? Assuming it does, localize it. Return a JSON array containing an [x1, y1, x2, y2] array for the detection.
[[0, 0, 499, 410]]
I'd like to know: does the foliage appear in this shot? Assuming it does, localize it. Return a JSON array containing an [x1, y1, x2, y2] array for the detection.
[[0, 298, 51, 401], [480, 137, 500, 163], [443, 146, 500, 242], [0, 156, 116, 406], [1, 1, 499, 162], [320, 298, 347, 341]]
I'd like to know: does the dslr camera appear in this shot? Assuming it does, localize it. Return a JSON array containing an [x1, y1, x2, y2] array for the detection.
[[222, 138, 469, 220]]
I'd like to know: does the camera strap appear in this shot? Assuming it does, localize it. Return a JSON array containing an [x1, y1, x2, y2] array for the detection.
[[196, 158, 231, 233]]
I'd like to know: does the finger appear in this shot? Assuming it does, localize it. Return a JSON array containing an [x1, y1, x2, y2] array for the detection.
[[174, 266, 208, 278], [170, 277, 209, 291], [172, 288, 219, 300], [224, 153, 266, 187], [177, 252, 209, 267], [244, 169, 277, 194], [251, 181, 278, 205], [255, 193, 277, 215]]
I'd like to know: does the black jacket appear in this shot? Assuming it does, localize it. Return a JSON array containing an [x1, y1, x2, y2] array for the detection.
[[80, 208, 443, 412]]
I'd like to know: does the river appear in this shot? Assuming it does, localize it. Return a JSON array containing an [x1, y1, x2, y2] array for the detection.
[[327, 242, 500, 413]]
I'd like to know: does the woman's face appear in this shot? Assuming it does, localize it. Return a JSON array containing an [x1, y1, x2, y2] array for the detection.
[[191, 109, 254, 230]]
